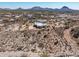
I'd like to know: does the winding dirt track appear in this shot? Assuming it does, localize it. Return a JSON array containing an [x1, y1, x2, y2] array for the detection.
[[64, 27, 76, 45], [63, 26, 79, 54]]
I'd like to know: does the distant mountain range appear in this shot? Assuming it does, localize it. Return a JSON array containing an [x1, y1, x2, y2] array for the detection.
[[28, 6, 72, 11], [0, 6, 79, 13]]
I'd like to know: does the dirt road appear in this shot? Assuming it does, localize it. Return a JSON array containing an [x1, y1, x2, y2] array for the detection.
[[63, 26, 79, 56]]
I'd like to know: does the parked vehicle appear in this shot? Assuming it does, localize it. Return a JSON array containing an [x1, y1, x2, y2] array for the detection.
[[34, 19, 47, 28]]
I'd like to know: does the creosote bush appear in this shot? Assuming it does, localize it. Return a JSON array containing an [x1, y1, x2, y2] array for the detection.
[[70, 27, 79, 38], [39, 51, 49, 57]]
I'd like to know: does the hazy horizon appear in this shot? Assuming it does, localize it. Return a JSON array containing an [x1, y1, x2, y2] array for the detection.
[[0, 2, 79, 10]]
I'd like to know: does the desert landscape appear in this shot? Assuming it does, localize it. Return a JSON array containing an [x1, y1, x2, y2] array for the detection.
[[0, 3, 79, 56]]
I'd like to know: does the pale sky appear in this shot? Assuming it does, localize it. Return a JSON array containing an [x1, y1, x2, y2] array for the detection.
[[0, 2, 79, 10]]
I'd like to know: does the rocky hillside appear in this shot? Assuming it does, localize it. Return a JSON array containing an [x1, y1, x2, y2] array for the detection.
[[0, 19, 79, 57], [0, 13, 79, 57]]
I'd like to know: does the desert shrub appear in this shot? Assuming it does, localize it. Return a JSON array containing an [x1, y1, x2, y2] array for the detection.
[[3, 19, 9, 23], [39, 51, 49, 57], [38, 43, 44, 48], [17, 46, 23, 51], [64, 25, 69, 29], [31, 48, 36, 52], [37, 31, 41, 34], [20, 53, 27, 57], [54, 39, 58, 45], [73, 31, 79, 38], [43, 35, 47, 38], [70, 27, 79, 38], [30, 41, 36, 44]]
